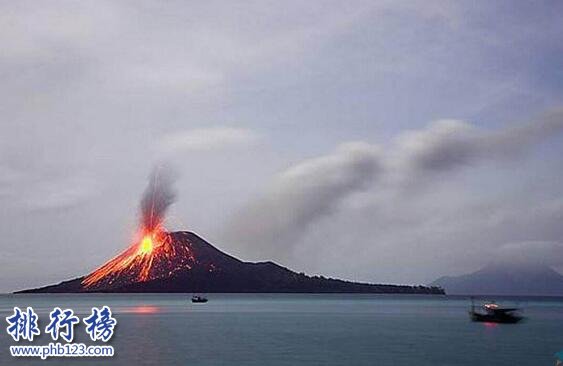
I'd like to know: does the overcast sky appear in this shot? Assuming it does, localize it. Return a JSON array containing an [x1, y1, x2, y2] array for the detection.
[[1, 1, 563, 292]]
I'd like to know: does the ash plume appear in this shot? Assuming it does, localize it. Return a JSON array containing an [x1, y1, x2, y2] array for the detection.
[[222, 142, 382, 257], [222, 110, 563, 261], [140, 167, 177, 231]]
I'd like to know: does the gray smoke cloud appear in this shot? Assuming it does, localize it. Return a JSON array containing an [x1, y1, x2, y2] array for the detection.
[[395, 108, 563, 179], [140, 166, 177, 231], [224, 110, 563, 260], [223, 142, 382, 257]]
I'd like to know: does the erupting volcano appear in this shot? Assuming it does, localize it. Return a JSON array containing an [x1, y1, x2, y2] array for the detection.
[[18, 169, 444, 295], [81, 226, 194, 290], [80, 168, 194, 291]]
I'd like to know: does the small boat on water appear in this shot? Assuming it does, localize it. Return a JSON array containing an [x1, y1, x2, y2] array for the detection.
[[469, 299, 523, 324], [191, 295, 208, 303]]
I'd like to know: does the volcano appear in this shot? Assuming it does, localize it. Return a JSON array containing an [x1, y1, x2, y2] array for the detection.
[[18, 231, 443, 294], [431, 262, 563, 296]]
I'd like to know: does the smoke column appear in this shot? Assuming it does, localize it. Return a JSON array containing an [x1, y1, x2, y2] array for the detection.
[[140, 167, 177, 231]]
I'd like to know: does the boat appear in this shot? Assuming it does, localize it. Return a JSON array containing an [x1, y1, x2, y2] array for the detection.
[[191, 295, 208, 303], [555, 350, 563, 366], [468, 299, 523, 324]]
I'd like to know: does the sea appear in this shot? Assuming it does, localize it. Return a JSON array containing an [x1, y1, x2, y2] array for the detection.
[[0, 293, 562, 366]]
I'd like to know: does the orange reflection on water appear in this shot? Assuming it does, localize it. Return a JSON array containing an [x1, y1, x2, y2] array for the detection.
[[129, 305, 160, 314], [483, 322, 498, 328]]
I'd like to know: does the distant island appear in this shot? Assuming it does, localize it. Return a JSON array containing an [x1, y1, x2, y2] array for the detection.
[[18, 231, 443, 294], [431, 261, 563, 296]]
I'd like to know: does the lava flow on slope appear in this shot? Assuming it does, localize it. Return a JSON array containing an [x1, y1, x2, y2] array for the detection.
[[81, 225, 196, 291], [80, 168, 197, 291], [18, 168, 445, 295]]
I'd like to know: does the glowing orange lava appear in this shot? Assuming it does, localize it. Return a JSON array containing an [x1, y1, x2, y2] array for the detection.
[[139, 235, 153, 255], [128, 305, 160, 314], [82, 224, 175, 288]]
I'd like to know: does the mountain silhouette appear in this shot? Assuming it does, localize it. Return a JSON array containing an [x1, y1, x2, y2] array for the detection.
[[431, 261, 563, 296], [19, 231, 443, 294]]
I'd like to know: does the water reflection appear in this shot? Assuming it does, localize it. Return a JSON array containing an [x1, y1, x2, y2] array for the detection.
[[127, 305, 160, 314]]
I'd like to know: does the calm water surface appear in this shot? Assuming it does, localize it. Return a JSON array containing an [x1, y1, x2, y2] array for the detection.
[[1, 294, 562, 365]]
